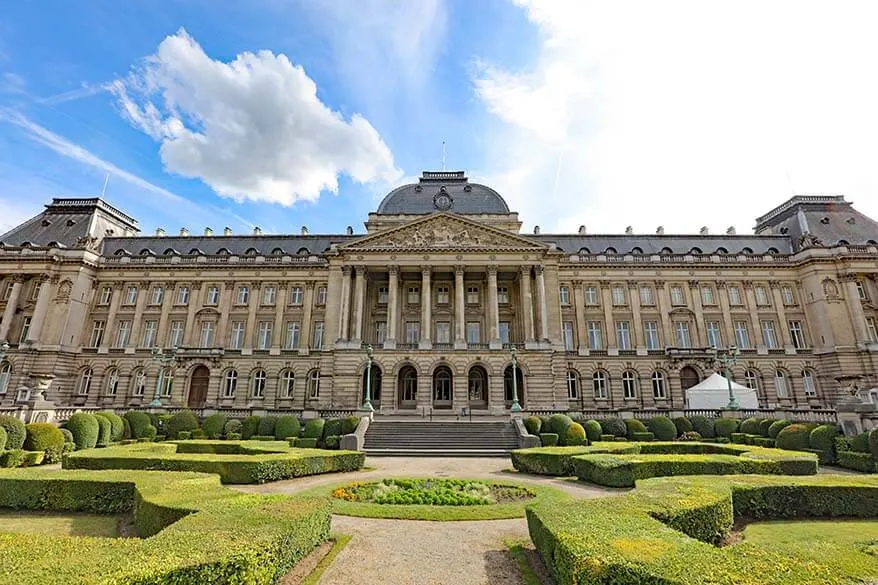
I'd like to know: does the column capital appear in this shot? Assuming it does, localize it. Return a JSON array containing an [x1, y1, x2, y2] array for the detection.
[[599, 280, 610, 288], [341, 265, 353, 276], [688, 280, 699, 289], [653, 279, 665, 288], [534, 265, 545, 276], [742, 280, 754, 289], [11, 275, 27, 284], [454, 265, 466, 277], [519, 265, 531, 277], [716, 280, 727, 289], [34, 273, 51, 284], [572, 279, 584, 287], [421, 266, 432, 278], [305, 281, 315, 290], [388, 265, 399, 276], [354, 265, 366, 277], [838, 273, 859, 283], [486, 265, 498, 277], [768, 280, 782, 289], [627, 281, 639, 290], [190, 282, 203, 291]]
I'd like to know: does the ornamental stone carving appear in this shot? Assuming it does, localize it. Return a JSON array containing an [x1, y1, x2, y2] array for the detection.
[[353, 216, 539, 249]]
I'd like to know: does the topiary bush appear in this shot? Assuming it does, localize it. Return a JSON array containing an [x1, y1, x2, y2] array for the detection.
[[303, 418, 325, 439], [758, 418, 776, 437], [540, 433, 559, 447], [296, 437, 318, 448], [274, 416, 301, 440], [0, 449, 24, 468], [775, 423, 812, 451], [241, 416, 260, 440], [0, 425, 6, 451], [547, 414, 574, 442], [850, 431, 871, 453], [0, 415, 26, 450], [124, 411, 152, 439], [809, 424, 838, 456], [166, 411, 199, 440], [24, 423, 65, 463], [714, 418, 740, 438], [565, 423, 588, 446], [583, 419, 603, 442], [202, 413, 227, 439], [93, 414, 112, 448], [679, 431, 702, 441], [66, 413, 99, 450], [739, 417, 763, 435], [768, 419, 792, 439], [59, 427, 74, 445], [222, 419, 242, 437], [647, 417, 677, 441], [342, 416, 361, 435], [99, 411, 125, 442], [869, 428, 878, 459], [600, 417, 627, 438], [257, 416, 278, 437], [524, 416, 542, 436], [672, 417, 693, 436], [122, 417, 131, 440], [632, 432, 654, 442], [688, 416, 715, 438], [624, 419, 648, 439], [323, 419, 344, 441]]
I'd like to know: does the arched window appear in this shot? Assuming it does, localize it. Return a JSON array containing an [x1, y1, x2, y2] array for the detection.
[[223, 369, 238, 398], [245, 247, 259, 256], [280, 370, 295, 398], [467, 366, 488, 404], [566, 369, 579, 400], [604, 247, 618, 254], [767, 247, 779, 254], [163, 248, 177, 256], [744, 370, 760, 391], [130, 368, 146, 397], [802, 370, 817, 398], [159, 367, 173, 397], [188, 248, 202, 255], [622, 370, 637, 399], [741, 247, 753, 255], [104, 368, 119, 396], [251, 369, 266, 398], [503, 365, 524, 405], [578, 247, 591, 255], [651, 371, 666, 399], [362, 365, 382, 403], [774, 370, 790, 399], [0, 362, 11, 395], [433, 366, 453, 403], [77, 368, 93, 396], [660, 247, 674, 254], [271, 247, 284, 255], [838, 240, 849, 246], [307, 369, 320, 399], [689, 247, 702, 255], [593, 371, 608, 399], [217, 247, 231, 255], [630, 247, 644, 254], [139, 249, 153, 256], [399, 366, 417, 403], [715, 247, 728, 255], [680, 366, 700, 390], [114, 249, 129, 257]]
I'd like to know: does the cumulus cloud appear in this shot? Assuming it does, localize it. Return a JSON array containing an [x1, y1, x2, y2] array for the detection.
[[475, 0, 878, 234], [112, 28, 401, 205]]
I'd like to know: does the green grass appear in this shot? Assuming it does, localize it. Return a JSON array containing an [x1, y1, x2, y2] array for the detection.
[[505, 540, 543, 585], [0, 509, 122, 537], [332, 479, 534, 506], [301, 534, 352, 585]]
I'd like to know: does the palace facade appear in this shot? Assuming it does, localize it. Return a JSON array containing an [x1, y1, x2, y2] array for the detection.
[[1, 171, 877, 413]]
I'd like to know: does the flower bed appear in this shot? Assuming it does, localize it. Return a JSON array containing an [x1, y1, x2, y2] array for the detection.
[[332, 479, 534, 506]]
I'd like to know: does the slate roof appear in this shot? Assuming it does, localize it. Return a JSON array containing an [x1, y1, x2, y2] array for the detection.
[[376, 171, 510, 215], [533, 234, 793, 255], [0, 198, 136, 248], [101, 234, 357, 257], [754, 195, 878, 251]]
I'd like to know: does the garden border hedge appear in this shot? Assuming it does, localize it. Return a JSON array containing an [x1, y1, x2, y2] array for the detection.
[[511, 443, 639, 476]]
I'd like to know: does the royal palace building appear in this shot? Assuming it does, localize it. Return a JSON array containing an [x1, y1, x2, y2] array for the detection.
[[0, 171, 877, 414]]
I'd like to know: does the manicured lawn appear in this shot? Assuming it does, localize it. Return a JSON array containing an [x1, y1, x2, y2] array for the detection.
[[0, 509, 122, 538]]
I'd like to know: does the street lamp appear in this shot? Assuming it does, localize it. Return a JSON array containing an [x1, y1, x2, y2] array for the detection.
[[361, 344, 374, 412], [711, 345, 741, 410], [510, 346, 522, 412], [149, 346, 179, 408]]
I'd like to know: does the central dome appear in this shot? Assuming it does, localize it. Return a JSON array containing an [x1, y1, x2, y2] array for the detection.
[[376, 171, 510, 215]]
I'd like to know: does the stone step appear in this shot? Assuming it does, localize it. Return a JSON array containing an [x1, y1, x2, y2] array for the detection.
[[364, 448, 510, 457], [363, 420, 519, 453]]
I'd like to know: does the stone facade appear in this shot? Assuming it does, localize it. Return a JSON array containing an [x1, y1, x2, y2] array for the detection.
[[1, 173, 877, 414]]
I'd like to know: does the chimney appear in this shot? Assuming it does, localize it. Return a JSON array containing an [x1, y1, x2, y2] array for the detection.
[[625, 226, 633, 235], [180, 227, 189, 237], [204, 227, 213, 236], [699, 226, 709, 236], [253, 226, 262, 236], [726, 226, 736, 235], [578, 225, 586, 235], [656, 226, 664, 235], [155, 228, 166, 237], [223, 227, 232, 236], [533, 225, 540, 235], [301, 226, 309, 235], [346, 226, 354, 235]]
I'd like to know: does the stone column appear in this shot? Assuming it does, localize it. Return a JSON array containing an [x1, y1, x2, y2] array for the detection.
[[520, 267, 535, 343], [600, 281, 616, 349], [743, 281, 764, 350], [181, 283, 201, 347], [656, 281, 673, 348], [102, 282, 122, 349], [25, 275, 52, 345], [338, 266, 352, 343], [535, 266, 549, 341], [689, 281, 707, 347], [155, 281, 175, 348], [717, 281, 735, 348], [629, 282, 643, 350], [842, 275, 870, 345], [128, 282, 149, 349], [487, 265, 500, 348], [419, 267, 432, 349], [215, 283, 235, 347], [769, 281, 792, 349], [352, 267, 366, 343], [573, 280, 587, 353], [244, 283, 260, 349], [0, 276, 24, 341], [385, 265, 398, 348], [454, 265, 466, 349], [301, 282, 315, 353], [271, 286, 287, 352]]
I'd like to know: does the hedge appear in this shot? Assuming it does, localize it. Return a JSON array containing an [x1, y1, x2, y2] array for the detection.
[[275, 415, 300, 440], [258, 416, 278, 437], [870, 428, 878, 458], [323, 418, 343, 441], [527, 474, 878, 585], [646, 416, 677, 441], [600, 417, 627, 437], [24, 423, 65, 464], [713, 418, 739, 438], [599, 434, 616, 442], [540, 433, 559, 447], [775, 423, 812, 451], [739, 417, 762, 435], [836, 450, 878, 472], [202, 413, 227, 439], [20, 451, 44, 467], [809, 424, 838, 463], [768, 418, 792, 438], [524, 416, 541, 436], [99, 411, 125, 442], [224, 419, 243, 437], [583, 420, 603, 442], [166, 410, 199, 439], [759, 418, 777, 437], [124, 411, 152, 439], [564, 423, 588, 446], [324, 435, 341, 450], [0, 449, 24, 468], [296, 438, 318, 448], [547, 414, 574, 442], [0, 425, 6, 451], [66, 412, 99, 450], [624, 418, 647, 439], [688, 415, 715, 438], [242, 416, 260, 439], [342, 416, 361, 435], [672, 416, 693, 436], [0, 469, 332, 584], [0, 414, 26, 450], [63, 441, 365, 484], [511, 443, 639, 476], [93, 413, 112, 447], [631, 432, 654, 442], [303, 418, 325, 439], [752, 437, 775, 448]]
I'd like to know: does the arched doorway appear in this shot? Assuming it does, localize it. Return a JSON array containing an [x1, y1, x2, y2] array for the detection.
[[468, 365, 488, 408], [188, 365, 210, 407], [397, 365, 417, 409], [362, 365, 382, 408], [432, 366, 453, 409], [503, 365, 525, 409], [680, 366, 700, 392]]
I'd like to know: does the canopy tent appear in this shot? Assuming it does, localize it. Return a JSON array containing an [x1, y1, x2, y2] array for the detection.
[[684, 372, 759, 409]]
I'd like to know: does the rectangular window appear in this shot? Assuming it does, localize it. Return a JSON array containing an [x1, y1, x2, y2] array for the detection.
[[436, 286, 449, 305], [789, 320, 806, 349], [670, 286, 685, 306], [728, 286, 742, 306], [378, 286, 389, 304], [312, 321, 325, 349], [675, 322, 691, 348], [289, 286, 303, 306], [99, 286, 112, 305], [115, 320, 131, 348], [587, 321, 603, 350], [559, 286, 570, 305], [593, 372, 608, 399], [775, 373, 790, 398], [466, 321, 481, 344], [176, 286, 190, 306], [142, 320, 157, 348], [30, 283, 39, 301], [405, 322, 420, 344], [497, 286, 509, 304], [644, 321, 660, 350], [866, 317, 877, 343], [803, 372, 817, 397], [706, 321, 722, 348], [316, 286, 327, 306], [19, 316, 31, 343], [376, 321, 387, 344], [616, 321, 631, 350], [285, 322, 301, 349], [206, 286, 220, 305], [611, 286, 626, 306], [236, 286, 249, 305], [466, 286, 479, 305], [257, 321, 273, 350], [168, 320, 184, 348], [761, 320, 778, 349], [755, 285, 770, 306], [701, 287, 715, 305], [159, 368, 173, 397], [125, 286, 138, 305], [262, 286, 276, 306], [562, 321, 575, 350], [200, 322, 215, 347], [151, 287, 164, 306], [408, 287, 420, 304], [499, 321, 510, 344], [229, 321, 245, 349], [435, 322, 451, 344], [856, 281, 868, 300], [1, 283, 9, 301], [585, 286, 599, 306], [734, 321, 751, 348], [89, 320, 105, 348], [781, 285, 796, 305], [639, 286, 654, 306]]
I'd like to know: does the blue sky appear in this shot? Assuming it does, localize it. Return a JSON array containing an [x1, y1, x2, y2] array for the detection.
[[3, 1, 878, 237]]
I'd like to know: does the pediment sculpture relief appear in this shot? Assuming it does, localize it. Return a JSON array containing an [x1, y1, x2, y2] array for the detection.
[[363, 218, 532, 249]]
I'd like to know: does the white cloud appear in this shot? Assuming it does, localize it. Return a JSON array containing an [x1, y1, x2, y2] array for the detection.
[[112, 28, 402, 205], [475, 0, 878, 234]]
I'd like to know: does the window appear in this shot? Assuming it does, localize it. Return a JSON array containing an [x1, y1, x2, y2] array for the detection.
[[125, 286, 138, 305], [674, 322, 691, 348], [466, 321, 481, 344], [622, 371, 637, 399], [77, 368, 93, 395], [312, 321, 325, 349], [30, 282, 39, 301], [867, 317, 878, 343], [616, 321, 631, 350], [229, 321, 245, 349], [436, 322, 451, 344], [18, 316, 31, 343], [378, 286, 389, 304], [775, 371, 790, 398], [99, 286, 112, 305], [670, 286, 685, 306], [559, 286, 570, 305], [176, 286, 190, 305], [644, 321, 660, 350], [593, 371, 608, 399], [728, 286, 742, 306], [781, 285, 795, 305], [706, 321, 721, 348], [131, 369, 146, 397], [0, 362, 11, 395], [236, 286, 249, 305], [466, 286, 479, 305], [856, 281, 867, 300], [89, 320, 105, 347], [734, 321, 751, 348], [0, 282, 9, 301], [373, 321, 386, 344], [612, 286, 626, 306], [639, 286, 654, 306], [651, 371, 666, 399], [436, 286, 449, 305], [206, 286, 220, 305], [406, 322, 420, 344], [701, 287, 715, 305], [162, 369, 174, 399], [587, 321, 603, 350], [789, 320, 806, 349], [755, 285, 770, 306], [280, 370, 295, 398], [308, 370, 320, 399], [257, 321, 272, 349], [115, 320, 131, 348], [408, 286, 420, 304], [584, 286, 599, 306], [761, 320, 778, 349], [289, 286, 303, 306], [168, 320, 184, 348], [200, 322, 215, 347], [223, 370, 238, 398], [104, 369, 119, 396], [285, 322, 301, 349], [252, 370, 266, 398], [262, 286, 276, 305], [566, 370, 579, 399], [499, 321, 510, 344], [562, 321, 575, 350], [744, 370, 760, 391], [316, 286, 327, 306], [142, 320, 157, 348], [497, 286, 509, 304], [803, 370, 817, 397], [151, 287, 164, 306]]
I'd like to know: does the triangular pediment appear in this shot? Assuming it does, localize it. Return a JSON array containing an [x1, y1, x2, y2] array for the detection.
[[341, 213, 548, 251]]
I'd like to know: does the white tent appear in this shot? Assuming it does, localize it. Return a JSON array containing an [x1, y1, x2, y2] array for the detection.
[[685, 372, 759, 410]]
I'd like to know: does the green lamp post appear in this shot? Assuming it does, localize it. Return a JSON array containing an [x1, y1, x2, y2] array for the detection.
[[510, 346, 522, 412], [713, 345, 741, 410], [149, 346, 179, 408], [361, 344, 374, 412]]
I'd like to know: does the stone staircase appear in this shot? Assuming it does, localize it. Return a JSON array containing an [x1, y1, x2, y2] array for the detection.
[[363, 419, 520, 457]]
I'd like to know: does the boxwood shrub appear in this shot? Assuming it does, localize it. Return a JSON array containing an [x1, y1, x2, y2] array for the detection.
[[672, 416, 693, 436], [730, 432, 749, 444], [688, 415, 715, 438], [241, 416, 260, 439], [166, 411, 199, 440], [564, 423, 588, 446], [201, 413, 227, 439], [324, 435, 341, 450], [768, 418, 792, 438], [0, 414, 26, 450], [0, 449, 24, 468], [20, 451, 45, 467], [752, 437, 775, 448], [257, 416, 278, 437], [599, 434, 615, 442], [124, 411, 152, 439], [631, 432, 654, 442], [296, 438, 318, 448], [775, 423, 812, 451], [583, 419, 603, 442], [303, 418, 325, 439], [511, 443, 639, 476], [759, 418, 776, 437], [600, 417, 627, 437], [714, 418, 740, 438], [66, 412, 99, 450], [227, 432, 242, 441], [93, 414, 112, 447], [323, 418, 344, 441], [539, 433, 559, 447], [23, 423, 65, 464], [836, 450, 878, 472], [275, 415, 300, 440], [808, 424, 838, 462], [342, 416, 361, 435], [0, 425, 6, 451], [524, 415, 542, 436], [624, 418, 647, 439], [547, 414, 574, 441], [98, 411, 125, 442], [224, 419, 243, 437], [646, 416, 677, 441], [870, 428, 878, 458], [739, 417, 763, 435]]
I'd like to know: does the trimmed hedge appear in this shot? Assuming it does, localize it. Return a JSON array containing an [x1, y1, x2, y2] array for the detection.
[[624, 418, 647, 439], [646, 416, 677, 441], [303, 418, 325, 439], [775, 423, 812, 451], [93, 414, 112, 447], [342, 416, 361, 435], [713, 418, 739, 438], [688, 415, 715, 438], [66, 412, 99, 450], [809, 424, 838, 463], [583, 419, 603, 442], [0, 449, 24, 468], [631, 432, 654, 442], [836, 450, 877, 472], [241, 416, 260, 440], [759, 418, 777, 437], [739, 417, 762, 435], [99, 411, 125, 442], [275, 415, 300, 440], [547, 414, 574, 442], [540, 433, 559, 447], [258, 416, 278, 437], [564, 423, 588, 446], [202, 413, 227, 439], [0, 425, 6, 451], [511, 443, 640, 476], [0, 469, 332, 584], [20, 451, 45, 467], [600, 417, 627, 438], [24, 423, 65, 463], [768, 418, 792, 438], [524, 416, 542, 436], [672, 416, 693, 436], [870, 428, 878, 458], [324, 435, 341, 450], [166, 410, 199, 439], [296, 438, 318, 448], [752, 437, 775, 448], [224, 419, 243, 437], [124, 411, 152, 439], [599, 434, 615, 442], [0, 414, 26, 450], [323, 418, 343, 441]]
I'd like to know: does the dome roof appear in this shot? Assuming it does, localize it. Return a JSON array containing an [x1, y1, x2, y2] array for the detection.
[[376, 171, 510, 215]]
